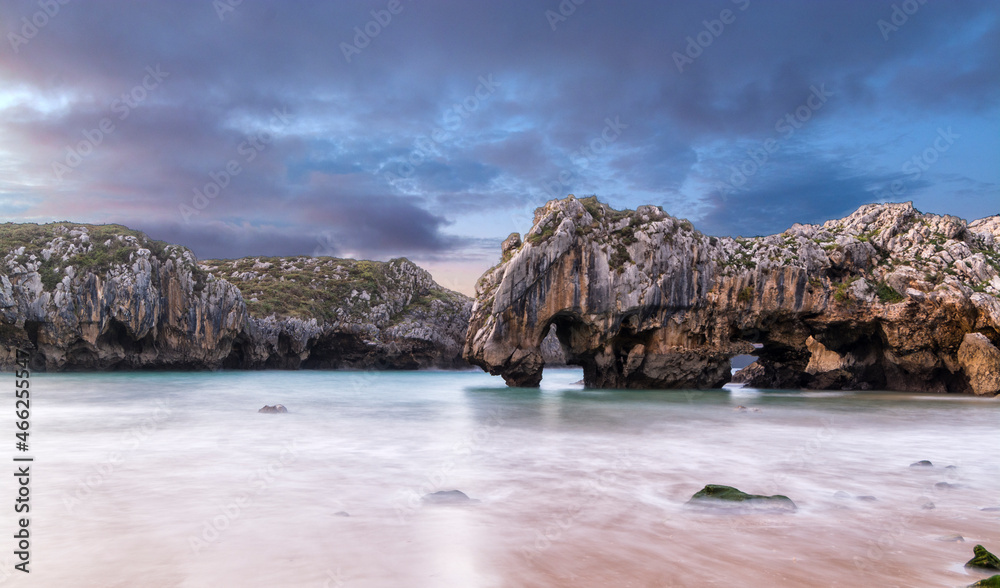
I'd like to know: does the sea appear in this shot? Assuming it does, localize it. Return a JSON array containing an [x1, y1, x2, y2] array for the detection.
[[3, 368, 998, 587]]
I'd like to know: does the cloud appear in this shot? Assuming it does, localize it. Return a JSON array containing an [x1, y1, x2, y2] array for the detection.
[[0, 0, 997, 291], [693, 156, 929, 237]]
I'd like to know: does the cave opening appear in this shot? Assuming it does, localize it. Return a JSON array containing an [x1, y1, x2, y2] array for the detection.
[[301, 333, 372, 369], [223, 334, 249, 369], [538, 315, 587, 385], [730, 350, 760, 375]]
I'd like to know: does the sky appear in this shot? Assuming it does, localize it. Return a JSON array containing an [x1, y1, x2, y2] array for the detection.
[[1, 0, 997, 295]]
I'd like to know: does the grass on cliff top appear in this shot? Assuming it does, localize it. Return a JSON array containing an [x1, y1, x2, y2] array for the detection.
[[201, 256, 454, 321], [0, 221, 174, 290], [578, 195, 633, 224], [0, 222, 166, 257]]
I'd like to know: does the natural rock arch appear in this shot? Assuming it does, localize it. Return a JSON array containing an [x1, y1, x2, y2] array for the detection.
[[464, 196, 1000, 394]]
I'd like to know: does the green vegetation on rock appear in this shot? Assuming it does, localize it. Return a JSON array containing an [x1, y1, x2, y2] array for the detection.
[[875, 281, 905, 304], [967, 545, 1000, 571], [201, 256, 461, 322], [687, 484, 796, 511], [0, 221, 174, 291]]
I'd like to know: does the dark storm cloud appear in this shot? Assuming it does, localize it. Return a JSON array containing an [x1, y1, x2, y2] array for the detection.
[[695, 156, 932, 237], [0, 0, 997, 277]]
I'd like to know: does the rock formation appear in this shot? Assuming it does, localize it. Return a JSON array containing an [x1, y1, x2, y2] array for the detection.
[[258, 404, 288, 414], [686, 484, 796, 512], [0, 222, 471, 371], [464, 196, 1000, 394]]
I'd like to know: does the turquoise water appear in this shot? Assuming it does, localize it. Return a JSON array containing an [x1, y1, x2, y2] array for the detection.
[[4, 369, 999, 587]]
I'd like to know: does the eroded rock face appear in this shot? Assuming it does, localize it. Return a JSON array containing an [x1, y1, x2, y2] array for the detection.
[[464, 196, 1000, 393], [958, 333, 1000, 396], [0, 224, 471, 371]]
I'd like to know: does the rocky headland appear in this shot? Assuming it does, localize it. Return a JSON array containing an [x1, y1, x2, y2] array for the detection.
[[0, 222, 472, 371], [463, 196, 1000, 395]]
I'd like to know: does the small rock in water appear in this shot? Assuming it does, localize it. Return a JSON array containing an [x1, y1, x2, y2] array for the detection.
[[937, 535, 965, 542], [966, 544, 1000, 571], [258, 404, 288, 414], [856, 495, 878, 502], [833, 491, 852, 499], [922, 502, 936, 510], [935, 482, 960, 490], [686, 484, 796, 513], [334, 511, 350, 517], [422, 490, 479, 505], [981, 507, 1000, 512], [946, 465, 958, 470], [910, 460, 934, 467], [968, 575, 1000, 588]]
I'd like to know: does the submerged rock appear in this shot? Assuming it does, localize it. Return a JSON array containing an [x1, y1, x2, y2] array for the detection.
[[422, 490, 478, 505], [910, 460, 934, 467], [464, 197, 1000, 393], [967, 545, 1000, 571], [258, 404, 288, 414], [686, 484, 796, 512], [938, 535, 965, 542]]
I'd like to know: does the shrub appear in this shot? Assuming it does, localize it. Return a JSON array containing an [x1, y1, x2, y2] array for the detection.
[[609, 244, 630, 271], [39, 264, 61, 290], [737, 286, 754, 303], [527, 224, 555, 245], [875, 281, 904, 303]]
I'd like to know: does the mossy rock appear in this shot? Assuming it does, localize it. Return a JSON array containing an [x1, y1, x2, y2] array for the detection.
[[687, 484, 797, 512], [967, 545, 1000, 571], [969, 575, 1000, 588]]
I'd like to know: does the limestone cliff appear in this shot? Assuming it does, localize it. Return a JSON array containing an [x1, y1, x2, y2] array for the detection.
[[201, 256, 471, 369], [463, 196, 1000, 395], [0, 222, 471, 371]]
